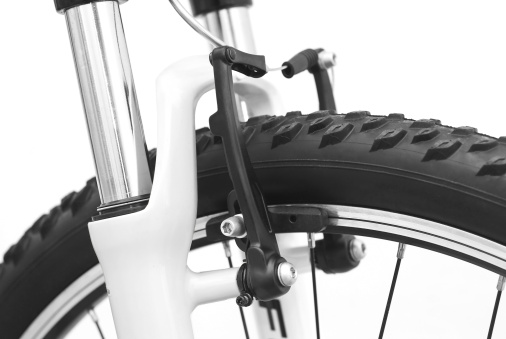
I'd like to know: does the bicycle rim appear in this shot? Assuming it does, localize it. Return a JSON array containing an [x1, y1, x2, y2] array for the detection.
[[21, 204, 506, 338]]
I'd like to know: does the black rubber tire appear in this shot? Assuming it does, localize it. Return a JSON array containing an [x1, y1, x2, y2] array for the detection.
[[2, 110, 506, 338]]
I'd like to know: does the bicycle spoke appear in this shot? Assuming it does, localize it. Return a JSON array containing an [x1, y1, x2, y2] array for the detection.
[[378, 243, 406, 339], [88, 307, 105, 339], [222, 241, 250, 339], [308, 233, 321, 339], [487, 275, 505, 339]]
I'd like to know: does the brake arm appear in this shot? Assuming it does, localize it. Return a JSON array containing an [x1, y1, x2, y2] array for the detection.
[[208, 46, 290, 301]]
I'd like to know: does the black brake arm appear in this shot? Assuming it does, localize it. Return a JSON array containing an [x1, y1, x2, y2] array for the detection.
[[208, 46, 290, 301]]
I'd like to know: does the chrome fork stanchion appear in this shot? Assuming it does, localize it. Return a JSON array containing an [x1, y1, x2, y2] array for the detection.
[[65, 1, 152, 207]]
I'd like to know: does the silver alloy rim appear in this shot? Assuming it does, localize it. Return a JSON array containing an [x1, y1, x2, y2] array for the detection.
[[21, 205, 506, 338]]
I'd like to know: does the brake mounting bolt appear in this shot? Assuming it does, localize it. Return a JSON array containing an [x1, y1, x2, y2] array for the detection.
[[277, 262, 298, 287]]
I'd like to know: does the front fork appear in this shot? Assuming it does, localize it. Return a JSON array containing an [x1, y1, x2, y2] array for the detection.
[[61, 1, 315, 337], [88, 53, 308, 337], [86, 53, 240, 338]]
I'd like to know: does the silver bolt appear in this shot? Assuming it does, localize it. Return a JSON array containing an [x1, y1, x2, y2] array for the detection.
[[349, 238, 367, 261], [318, 50, 337, 70], [277, 262, 298, 287], [220, 215, 246, 238]]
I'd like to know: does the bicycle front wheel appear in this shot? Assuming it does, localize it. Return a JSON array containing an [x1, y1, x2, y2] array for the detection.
[[1, 110, 506, 338]]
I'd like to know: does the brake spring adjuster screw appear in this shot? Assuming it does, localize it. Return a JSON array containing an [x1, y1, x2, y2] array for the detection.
[[236, 291, 253, 307]]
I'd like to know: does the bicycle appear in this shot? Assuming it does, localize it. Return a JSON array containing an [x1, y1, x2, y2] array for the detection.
[[0, 0, 506, 338]]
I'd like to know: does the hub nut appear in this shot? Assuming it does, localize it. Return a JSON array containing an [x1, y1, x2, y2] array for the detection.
[[277, 262, 298, 287], [349, 238, 367, 261], [220, 215, 246, 238]]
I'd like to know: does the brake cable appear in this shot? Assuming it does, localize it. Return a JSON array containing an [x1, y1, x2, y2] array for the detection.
[[168, 0, 225, 47], [168, 0, 287, 72]]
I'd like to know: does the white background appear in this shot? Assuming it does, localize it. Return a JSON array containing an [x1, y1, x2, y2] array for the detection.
[[1, 0, 506, 338]]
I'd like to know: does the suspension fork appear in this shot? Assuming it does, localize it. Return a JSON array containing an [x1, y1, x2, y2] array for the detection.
[[54, 2, 286, 337], [54, 0, 302, 337]]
